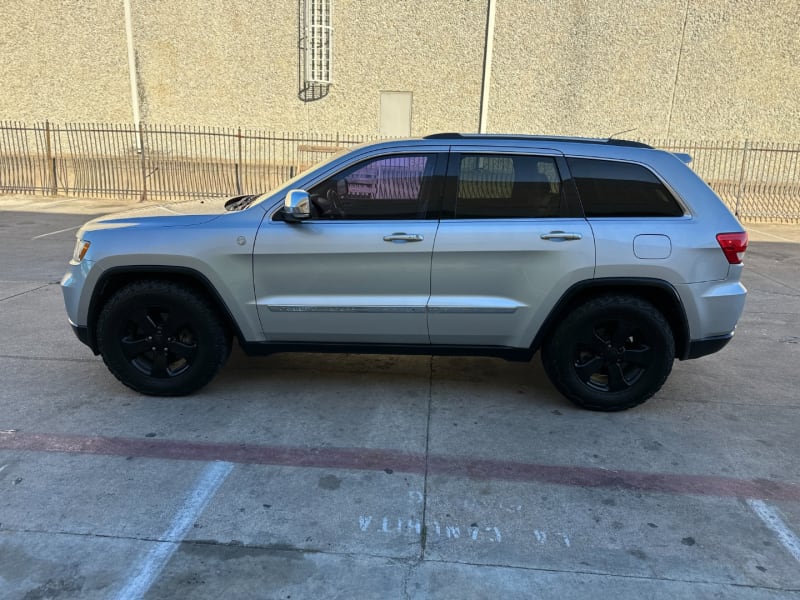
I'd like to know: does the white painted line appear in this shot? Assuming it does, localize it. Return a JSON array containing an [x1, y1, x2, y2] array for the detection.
[[746, 226, 797, 243], [748, 499, 800, 564], [31, 225, 80, 240], [115, 461, 234, 600]]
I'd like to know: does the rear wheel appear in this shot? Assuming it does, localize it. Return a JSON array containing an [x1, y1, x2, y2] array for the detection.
[[96, 280, 231, 396], [541, 295, 674, 411]]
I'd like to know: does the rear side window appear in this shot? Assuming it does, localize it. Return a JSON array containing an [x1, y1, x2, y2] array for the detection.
[[567, 158, 684, 217], [454, 154, 563, 218]]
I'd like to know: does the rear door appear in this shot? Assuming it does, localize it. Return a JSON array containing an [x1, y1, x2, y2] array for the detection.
[[428, 148, 595, 348]]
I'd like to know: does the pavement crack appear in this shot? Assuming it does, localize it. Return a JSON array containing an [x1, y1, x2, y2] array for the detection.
[[400, 561, 417, 600], [0, 354, 96, 364], [421, 557, 800, 593], [2, 526, 417, 562], [0, 283, 52, 302], [746, 270, 800, 295], [419, 355, 434, 560]]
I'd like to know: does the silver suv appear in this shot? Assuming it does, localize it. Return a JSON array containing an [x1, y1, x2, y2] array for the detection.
[[61, 134, 748, 411]]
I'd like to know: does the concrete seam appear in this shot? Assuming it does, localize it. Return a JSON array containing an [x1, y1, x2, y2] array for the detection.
[[747, 270, 800, 295], [400, 561, 416, 600], [0, 284, 51, 303], [4, 526, 799, 593], [419, 557, 800, 593], [419, 354, 435, 560], [0, 355, 97, 363]]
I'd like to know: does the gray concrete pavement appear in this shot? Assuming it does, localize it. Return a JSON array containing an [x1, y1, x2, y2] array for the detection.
[[1, 194, 799, 599]]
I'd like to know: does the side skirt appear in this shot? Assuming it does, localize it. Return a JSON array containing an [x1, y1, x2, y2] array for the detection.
[[239, 341, 534, 362]]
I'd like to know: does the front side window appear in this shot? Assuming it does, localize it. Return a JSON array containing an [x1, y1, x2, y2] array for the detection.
[[567, 158, 684, 217], [308, 154, 435, 219], [454, 154, 563, 218]]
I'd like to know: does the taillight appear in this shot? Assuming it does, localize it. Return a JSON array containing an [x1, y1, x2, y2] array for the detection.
[[716, 232, 748, 264]]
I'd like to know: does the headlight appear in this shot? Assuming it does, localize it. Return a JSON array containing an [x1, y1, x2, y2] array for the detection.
[[71, 239, 91, 264]]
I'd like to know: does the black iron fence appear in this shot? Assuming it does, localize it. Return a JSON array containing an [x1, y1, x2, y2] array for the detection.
[[0, 121, 371, 201], [1, 121, 799, 222], [643, 139, 800, 222]]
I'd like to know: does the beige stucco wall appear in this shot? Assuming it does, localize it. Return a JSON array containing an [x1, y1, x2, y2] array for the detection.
[[488, 0, 800, 140], [668, 0, 800, 140], [130, 1, 298, 129], [488, 0, 687, 138], [129, 0, 487, 134], [1, 0, 798, 140], [1, 0, 132, 123]]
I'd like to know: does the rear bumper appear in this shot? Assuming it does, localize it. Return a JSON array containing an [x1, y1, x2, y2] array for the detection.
[[685, 333, 733, 360]]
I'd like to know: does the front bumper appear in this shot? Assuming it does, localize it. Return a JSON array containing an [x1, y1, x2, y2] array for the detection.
[[70, 323, 93, 350]]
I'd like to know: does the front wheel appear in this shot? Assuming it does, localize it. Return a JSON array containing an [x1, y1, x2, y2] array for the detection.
[[96, 280, 231, 396], [541, 295, 674, 411]]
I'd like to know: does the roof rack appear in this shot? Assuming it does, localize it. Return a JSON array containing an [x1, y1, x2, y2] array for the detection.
[[423, 133, 652, 149]]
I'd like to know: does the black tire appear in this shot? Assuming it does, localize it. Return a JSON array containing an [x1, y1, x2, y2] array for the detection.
[[541, 295, 674, 411], [96, 280, 231, 396]]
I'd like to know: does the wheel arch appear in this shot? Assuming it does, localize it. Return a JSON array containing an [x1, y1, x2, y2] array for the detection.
[[85, 266, 245, 354], [531, 278, 691, 360]]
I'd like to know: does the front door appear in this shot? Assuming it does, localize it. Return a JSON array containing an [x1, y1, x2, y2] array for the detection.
[[253, 152, 444, 344]]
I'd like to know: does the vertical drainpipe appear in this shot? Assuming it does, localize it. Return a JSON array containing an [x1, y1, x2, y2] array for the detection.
[[478, 0, 497, 134], [124, 0, 142, 148]]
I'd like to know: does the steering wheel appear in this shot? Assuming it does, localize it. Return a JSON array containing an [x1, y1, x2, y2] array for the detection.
[[326, 188, 345, 217]]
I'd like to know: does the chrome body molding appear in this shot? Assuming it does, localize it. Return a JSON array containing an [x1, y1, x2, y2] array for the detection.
[[267, 305, 425, 313], [266, 305, 518, 314], [426, 306, 518, 314]]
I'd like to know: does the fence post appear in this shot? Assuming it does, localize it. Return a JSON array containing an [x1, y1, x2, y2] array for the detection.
[[734, 139, 750, 217], [139, 122, 148, 202], [44, 121, 58, 196], [236, 127, 242, 195]]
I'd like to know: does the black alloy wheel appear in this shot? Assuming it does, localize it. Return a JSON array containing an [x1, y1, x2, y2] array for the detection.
[[541, 295, 674, 411], [97, 280, 231, 396], [120, 305, 198, 379], [572, 318, 652, 393]]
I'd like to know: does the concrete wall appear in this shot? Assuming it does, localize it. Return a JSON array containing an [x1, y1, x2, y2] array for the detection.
[[128, 0, 487, 134], [669, 0, 800, 139], [1, 0, 132, 123], [489, 0, 686, 137], [1, 0, 798, 140]]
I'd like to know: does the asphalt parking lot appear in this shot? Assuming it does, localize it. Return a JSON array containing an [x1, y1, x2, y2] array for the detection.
[[1, 194, 799, 599]]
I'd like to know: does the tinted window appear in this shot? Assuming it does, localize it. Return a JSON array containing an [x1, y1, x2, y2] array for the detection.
[[567, 158, 684, 217], [455, 154, 563, 218], [308, 154, 434, 219]]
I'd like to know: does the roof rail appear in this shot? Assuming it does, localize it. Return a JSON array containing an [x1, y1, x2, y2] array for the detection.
[[423, 132, 652, 149]]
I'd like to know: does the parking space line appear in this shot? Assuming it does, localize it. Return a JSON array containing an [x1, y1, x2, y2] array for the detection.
[[746, 226, 797, 243], [747, 499, 800, 564], [114, 460, 234, 600], [2, 430, 800, 503], [31, 225, 80, 240]]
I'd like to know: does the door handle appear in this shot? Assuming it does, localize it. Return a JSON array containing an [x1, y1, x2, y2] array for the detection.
[[540, 231, 583, 241], [383, 233, 424, 242]]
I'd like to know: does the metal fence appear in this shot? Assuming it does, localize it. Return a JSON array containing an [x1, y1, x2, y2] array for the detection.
[[1, 121, 799, 222], [641, 139, 800, 222], [0, 121, 372, 201]]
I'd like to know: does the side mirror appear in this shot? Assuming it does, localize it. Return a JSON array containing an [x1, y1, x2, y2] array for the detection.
[[284, 189, 311, 221]]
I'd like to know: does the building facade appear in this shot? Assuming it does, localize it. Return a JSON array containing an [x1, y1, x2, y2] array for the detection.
[[2, 0, 798, 140]]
